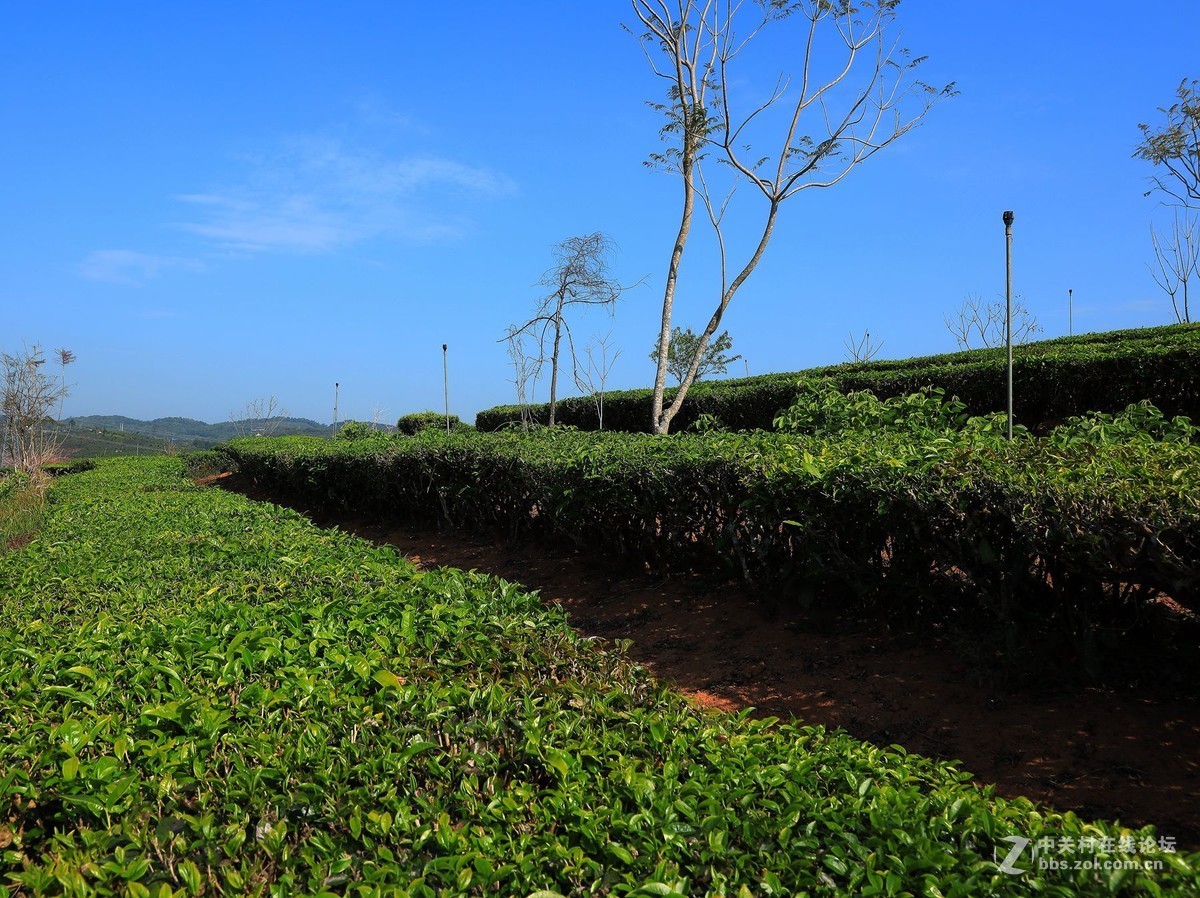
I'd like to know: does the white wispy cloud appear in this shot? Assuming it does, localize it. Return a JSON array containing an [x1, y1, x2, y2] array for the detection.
[[172, 137, 516, 254], [79, 250, 204, 285]]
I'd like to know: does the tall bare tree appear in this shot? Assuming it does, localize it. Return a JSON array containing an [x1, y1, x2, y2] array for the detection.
[[55, 348, 77, 422], [507, 233, 631, 426], [2, 344, 73, 474], [1149, 211, 1199, 324], [630, 0, 953, 433], [1135, 77, 1200, 209]]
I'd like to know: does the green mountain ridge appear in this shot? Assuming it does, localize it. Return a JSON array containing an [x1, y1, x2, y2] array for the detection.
[[61, 415, 334, 446]]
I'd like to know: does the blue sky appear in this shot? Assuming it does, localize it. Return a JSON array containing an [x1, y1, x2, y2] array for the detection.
[[4, 2, 1198, 425]]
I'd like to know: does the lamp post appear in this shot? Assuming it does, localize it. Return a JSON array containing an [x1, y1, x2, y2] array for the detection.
[[442, 344, 450, 435], [333, 382, 339, 429], [1003, 210, 1015, 441], [1068, 288, 1073, 337]]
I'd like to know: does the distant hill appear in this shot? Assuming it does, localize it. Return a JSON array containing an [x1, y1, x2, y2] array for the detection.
[[53, 426, 178, 459], [61, 415, 335, 448]]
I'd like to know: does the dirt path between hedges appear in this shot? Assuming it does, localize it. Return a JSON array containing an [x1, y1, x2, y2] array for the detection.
[[214, 472, 1200, 849]]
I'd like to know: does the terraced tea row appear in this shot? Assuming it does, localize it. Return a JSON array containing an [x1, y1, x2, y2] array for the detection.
[[3, 457, 1196, 894]]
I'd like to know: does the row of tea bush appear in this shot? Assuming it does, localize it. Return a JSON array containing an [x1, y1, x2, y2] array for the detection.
[[7, 457, 1197, 892]]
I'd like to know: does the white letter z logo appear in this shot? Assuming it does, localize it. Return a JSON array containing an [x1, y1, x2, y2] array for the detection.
[[997, 836, 1031, 875]]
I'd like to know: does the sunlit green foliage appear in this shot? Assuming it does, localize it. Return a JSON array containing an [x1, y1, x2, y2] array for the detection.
[[3, 457, 1196, 894], [1047, 400, 1199, 449], [396, 412, 465, 435], [773, 380, 971, 437]]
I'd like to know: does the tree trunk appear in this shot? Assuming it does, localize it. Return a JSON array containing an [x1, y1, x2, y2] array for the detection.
[[651, 152, 698, 435], [548, 307, 564, 426], [657, 199, 780, 434]]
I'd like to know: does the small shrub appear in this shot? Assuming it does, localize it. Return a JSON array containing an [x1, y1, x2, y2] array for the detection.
[[397, 411, 463, 435], [335, 420, 377, 441], [41, 459, 96, 477]]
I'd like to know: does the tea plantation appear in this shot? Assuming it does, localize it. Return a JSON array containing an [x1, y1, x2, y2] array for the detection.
[[2, 457, 1197, 895]]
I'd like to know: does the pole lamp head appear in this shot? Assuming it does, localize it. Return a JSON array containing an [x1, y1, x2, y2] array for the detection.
[[442, 343, 447, 352], [1003, 210, 1015, 228]]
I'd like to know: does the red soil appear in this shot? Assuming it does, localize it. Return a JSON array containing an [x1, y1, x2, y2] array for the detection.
[[215, 472, 1200, 849]]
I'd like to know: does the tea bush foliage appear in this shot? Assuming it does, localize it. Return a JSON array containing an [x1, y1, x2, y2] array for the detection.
[[228, 426, 1200, 633], [476, 323, 1200, 433], [3, 457, 1198, 894], [396, 412, 466, 435]]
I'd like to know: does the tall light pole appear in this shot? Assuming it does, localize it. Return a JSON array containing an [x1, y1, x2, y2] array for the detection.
[[1003, 210, 1015, 441], [442, 344, 450, 435], [333, 382, 339, 429], [1068, 288, 1074, 337]]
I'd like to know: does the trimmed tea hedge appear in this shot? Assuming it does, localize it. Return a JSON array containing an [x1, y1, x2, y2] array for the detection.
[[2, 456, 1197, 894], [475, 323, 1200, 433], [227, 430, 1200, 646]]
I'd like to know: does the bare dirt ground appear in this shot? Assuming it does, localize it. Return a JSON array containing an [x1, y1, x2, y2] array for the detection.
[[215, 472, 1200, 849]]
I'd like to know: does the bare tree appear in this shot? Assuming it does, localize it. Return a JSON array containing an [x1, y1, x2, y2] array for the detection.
[[574, 332, 622, 430], [55, 348, 77, 422], [506, 233, 631, 426], [1135, 77, 1200, 209], [2, 344, 73, 474], [844, 329, 883, 363], [630, 0, 953, 433], [945, 293, 1042, 350], [230, 395, 288, 438], [1149, 211, 1199, 324], [504, 325, 543, 431]]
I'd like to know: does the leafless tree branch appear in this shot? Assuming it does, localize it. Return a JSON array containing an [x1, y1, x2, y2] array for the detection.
[[1149, 211, 1199, 323], [945, 293, 1042, 350], [630, 0, 954, 433], [504, 233, 636, 426]]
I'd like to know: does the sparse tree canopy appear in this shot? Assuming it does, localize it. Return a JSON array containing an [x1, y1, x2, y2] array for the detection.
[[2, 344, 74, 475], [506, 233, 631, 426], [651, 326, 740, 385], [844, 329, 883, 364], [1135, 77, 1200, 208], [1149, 211, 1199, 324], [945, 293, 1042, 351], [630, 0, 953, 433], [575, 332, 621, 430], [504, 325, 543, 431], [229, 396, 288, 438], [54, 348, 76, 424]]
